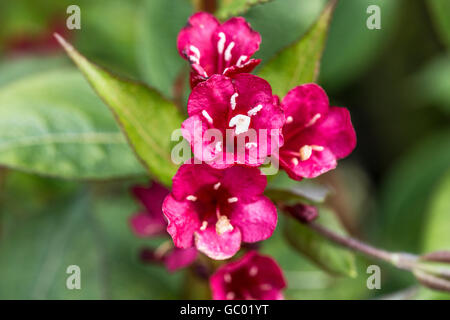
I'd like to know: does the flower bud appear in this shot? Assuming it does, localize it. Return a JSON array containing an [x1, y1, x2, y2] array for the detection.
[[285, 203, 318, 223]]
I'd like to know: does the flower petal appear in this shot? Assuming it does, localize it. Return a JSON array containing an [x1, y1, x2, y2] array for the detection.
[[171, 163, 223, 201], [195, 225, 241, 260], [129, 212, 166, 237], [314, 106, 357, 159], [230, 197, 277, 243], [162, 195, 200, 248], [223, 58, 261, 77], [214, 17, 261, 68], [164, 247, 198, 272], [282, 84, 329, 131], [131, 182, 169, 217], [177, 12, 219, 76], [220, 166, 266, 200]]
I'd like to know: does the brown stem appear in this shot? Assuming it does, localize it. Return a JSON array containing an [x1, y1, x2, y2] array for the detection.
[[307, 220, 418, 270]]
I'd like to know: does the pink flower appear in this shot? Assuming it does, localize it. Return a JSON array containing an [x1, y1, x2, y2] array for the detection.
[[129, 182, 169, 237], [130, 183, 198, 272], [140, 246, 198, 273], [210, 251, 286, 300], [277, 84, 356, 180], [162, 163, 277, 260], [182, 74, 285, 168], [177, 12, 261, 87]]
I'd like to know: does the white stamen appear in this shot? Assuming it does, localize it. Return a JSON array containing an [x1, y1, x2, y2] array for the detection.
[[306, 113, 321, 127], [224, 42, 235, 61], [230, 92, 238, 110], [227, 197, 238, 203], [311, 145, 324, 151], [249, 266, 258, 277], [299, 145, 313, 161], [247, 104, 263, 117], [215, 141, 222, 153], [229, 114, 251, 135], [189, 45, 201, 64], [245, 142, 257, 149], [186, 195, 197, 201], [200, 221, 208, 231], [213, 182, 221, 190], [291, 157, 299, 166], [226, 292, 236, 300], [217, 32, 226, 54], [286, 116, 293, 124], [236, 55, 248, 67], [224, 273, 232, 283], [202, 110, 213, 124], [216, 215, 234, 235], [260, 284, 272, 291]]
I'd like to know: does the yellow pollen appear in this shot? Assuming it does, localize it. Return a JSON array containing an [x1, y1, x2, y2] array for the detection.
[[216, 216, 234, 235]]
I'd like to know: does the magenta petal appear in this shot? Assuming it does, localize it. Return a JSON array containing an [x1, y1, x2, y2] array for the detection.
[[177, 12, 219, 77], [230, 197, 277, 243], [129, 212, 166, 237], [220, 166, 267, 200], [171, 163, 222, 201], [164, 247, 198, 273], [132, 182, 169, 217], [195, 225, 241, 260], [314, 106, 357, 159], [162, 195, 200, 249], [214, 17, 261, 67], [282, 146, 337, 179], [187, 74, 234, 121], [282, 84, 329, 130], [223, 58, 261, 77]]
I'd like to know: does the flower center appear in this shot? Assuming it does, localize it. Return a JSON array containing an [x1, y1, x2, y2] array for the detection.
[[229, 114, 251, 135], [216, 215, 234, 235]]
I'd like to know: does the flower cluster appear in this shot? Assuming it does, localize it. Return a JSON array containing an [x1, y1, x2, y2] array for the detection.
[[133, 12, 356, 300]]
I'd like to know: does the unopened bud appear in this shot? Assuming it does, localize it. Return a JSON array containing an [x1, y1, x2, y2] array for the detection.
[[285, 203, 318, 223]]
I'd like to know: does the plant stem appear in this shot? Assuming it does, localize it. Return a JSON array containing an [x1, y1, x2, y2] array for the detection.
[[307, 220, 418, 270]]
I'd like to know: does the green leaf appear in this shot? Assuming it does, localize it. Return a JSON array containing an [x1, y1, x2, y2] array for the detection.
[[244, 0, 327, 65], [216, 0, 271, 20], [284, 207, 357, 277], [0, 182, 183, 299], [0, 68, 145, 179], [136, 0, 193, 99], [427, 0, 450, 47], [319, 0, 400, 90], [56, 35, 185, 186], [379, 131, 450, 252], [266, 171, 330, 203], [423, 169, 450, 252], [412, 54, 450, 113], [258, 0, 336, 96]]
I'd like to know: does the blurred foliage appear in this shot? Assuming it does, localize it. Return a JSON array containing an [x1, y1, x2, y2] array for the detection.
[[259, 0, 335, 96], [0, 0, 449, 300], [0, 68, 144, 179]]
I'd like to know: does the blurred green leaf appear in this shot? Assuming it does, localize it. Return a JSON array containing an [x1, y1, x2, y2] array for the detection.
[[244, 0, 327, 65], [136, 0, 192, 99], [423, 169, 450, 252], [57, 35, 184, 186], [216, 0, 271, 20], [412, 54, 450, 113], [380, 131, 450, 252], [427, 0, 450, 47], [319, 0, 400, 90], [284, 207, 357, 277], [266, 171, 330, 204], [258, 0, 336, 96], [0, 68, 145, 179], [0, 186, 182, 299], [0, 56, 68, 86]]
